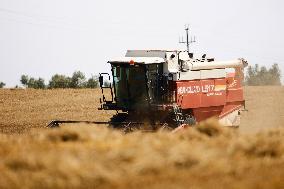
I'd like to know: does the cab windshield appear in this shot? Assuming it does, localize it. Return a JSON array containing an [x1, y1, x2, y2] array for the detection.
[[112, 64, 148, 110]]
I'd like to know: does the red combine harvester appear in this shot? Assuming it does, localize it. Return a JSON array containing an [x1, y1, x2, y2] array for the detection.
[[48, 30, 248, 131], [98, 50, 247, 129]]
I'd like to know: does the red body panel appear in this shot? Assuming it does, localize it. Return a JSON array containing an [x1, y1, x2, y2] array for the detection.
[[176, 78, 227, 109], [226, 75, 244, 102], [174, 74, 244, 122]]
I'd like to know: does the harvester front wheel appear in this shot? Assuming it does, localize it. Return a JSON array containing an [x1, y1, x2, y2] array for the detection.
[[184, 115, 196, 126]]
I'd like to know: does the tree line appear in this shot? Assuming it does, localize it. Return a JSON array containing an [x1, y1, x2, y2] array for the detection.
[[20, 71, 100, 89], [0, 64, 282, 89], [245, 63, 281, 86]]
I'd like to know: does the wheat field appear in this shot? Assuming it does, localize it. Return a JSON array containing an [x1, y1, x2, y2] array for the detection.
[[0, 87, 284, 189]]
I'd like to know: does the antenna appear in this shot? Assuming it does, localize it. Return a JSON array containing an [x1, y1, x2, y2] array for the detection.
[[179, 25, 196, 53]]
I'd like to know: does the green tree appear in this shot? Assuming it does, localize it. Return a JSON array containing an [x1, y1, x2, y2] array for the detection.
[[33, 78, 46, 89], [48, 74, 71, 89], [20, 75, 29, 87], [0, 81, 5, 88], [269, 63, 281, 85], [245, 64, 281, 86], [20, 75, 46, 89], [86, 75, 99, 88], [28, 78, 36, 88], [70, 71, 86, 88]]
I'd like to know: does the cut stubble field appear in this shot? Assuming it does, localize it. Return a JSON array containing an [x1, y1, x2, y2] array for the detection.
[[0, 87, 283, 134], [0, 86, 284, 189]]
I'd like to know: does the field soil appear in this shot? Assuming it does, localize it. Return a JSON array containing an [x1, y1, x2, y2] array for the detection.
[[0, 87, 283, 134], [240, 86, 284, 132], [0, 86, 283, 189], [0, 89, 115, 134]]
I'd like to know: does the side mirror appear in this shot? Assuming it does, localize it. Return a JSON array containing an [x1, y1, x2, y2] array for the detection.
[[99, 76, 103, 87]]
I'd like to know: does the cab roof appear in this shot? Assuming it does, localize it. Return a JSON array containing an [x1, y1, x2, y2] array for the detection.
[[108, 57, 165, 64]]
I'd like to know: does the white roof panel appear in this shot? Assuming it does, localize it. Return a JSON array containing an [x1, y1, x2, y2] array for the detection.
[[108, 57, 165, 64], [126, 50, 185, 58]]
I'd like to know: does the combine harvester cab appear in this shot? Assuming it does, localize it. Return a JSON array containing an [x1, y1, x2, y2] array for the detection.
[[99, 50, 248, 129]]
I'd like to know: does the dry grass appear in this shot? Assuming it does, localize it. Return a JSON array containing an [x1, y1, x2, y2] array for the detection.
[[0, 89, 115, 134], [240, 86, 284, 133], [0, 120, 284, 189], [0, 87, 284, 189]]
